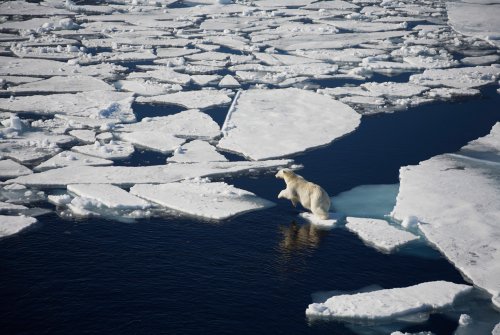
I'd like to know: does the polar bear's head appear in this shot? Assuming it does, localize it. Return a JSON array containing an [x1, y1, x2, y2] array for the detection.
[[275, 169, 295, 180]]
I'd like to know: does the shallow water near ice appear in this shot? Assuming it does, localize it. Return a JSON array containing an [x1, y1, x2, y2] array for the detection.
[[1, 88, 500, 335]]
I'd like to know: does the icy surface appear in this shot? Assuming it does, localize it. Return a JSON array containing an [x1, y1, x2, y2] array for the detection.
[[391, 123, 500, 307], [345, 217, 419, 253], [0, 215, 37, 238], [116, 131, 185, 154], [306, 281, 472, 320], [0, 159, 32, 178], [410, 66, 500, 89], [218, 88, 360, 160], [34, 151, 113, 172], [67, 184, 150, 210], [167, 140, 228, 163], [8, 160, 292, 188], [130, 181, 274, 220], [137, 90, 232, 110], [72, 141, 134, 160], [8, 76, 113, 94]]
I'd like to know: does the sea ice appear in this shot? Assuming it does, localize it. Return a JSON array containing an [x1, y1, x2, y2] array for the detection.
[[166, 140, 228, 163], [218, 75, 240, 88], [7, 75, 114, 94], [0, 215, 37, 238], [391, 123, 500, 308], [8, 160, 292, 188], [69, 129, 96, 144], [137, 90, 232, 110], [116, 131, 186, 154], [67, 184, 151, 210], [72, 140, 135, 160], [34, 150, 113, 172], [0, 159, 32, 178], [130, 180, 274, 220], [361, 82, 429, 97], [129, 68, 192, 86], [218, 88, 360, 160], [115, 109, 221, 140], [345, 217, 419, 253], [410, 66, 500, 89], [306, 281, 472, 320]]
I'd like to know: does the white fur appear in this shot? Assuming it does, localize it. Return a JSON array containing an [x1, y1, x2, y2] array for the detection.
[[276, 169, 331, 219]]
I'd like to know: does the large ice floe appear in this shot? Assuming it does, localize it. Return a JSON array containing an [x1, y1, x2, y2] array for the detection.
[[218, 88, 361, 160], [391, 123, 500, 308], [306, 281, 472, 320], [130, 180, 274, 220]]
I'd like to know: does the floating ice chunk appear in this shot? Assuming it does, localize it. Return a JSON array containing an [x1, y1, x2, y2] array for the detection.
[[403, 56, 459, 69], [345, 217, 419, 253], [8, 160, 292, 188], [68, 184, 150, 210], [116, 109, 220, 140], [331, 184, 399, 219], [447, 2, 500, 48], [186, 51, 230, 62], [191, 75, 222, 86], [293, 48, 386, 63], [0, 91, 135, 123], [425, 87, 481, 100], [114, 79, 178, 96], [156, 47, 201, 58], [218, 88, 360, 160], [128, 68, 191, 86], [0, 159, 32, 178], [361, 82, 429, 97], [299, 212, 342, 229], [47, 194, 72, 206], [137, 90, 232, 110], [320, 20, 406, 33], [0, 201, 28, 212], [391, 123, 500, 308], [130, 181, 274, 220], [0, 215, 37, 238], [34, 150, 113, 172], [72, 140, 134, 160], [0, 1, 73, 16], [69, 129, 96, 143], [461, 54, 500, 66], [0, 56, 122, 80], [306, 281, 472, 320], [116, 131, 185, 154], [218, 75, 240, 88], [494, 322, 500, 335], [410, 66, 500, 89], [167, 140, 227, 163], [8, 75, 113, 94]]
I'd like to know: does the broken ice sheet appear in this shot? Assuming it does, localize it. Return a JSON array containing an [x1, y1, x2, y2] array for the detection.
[[67, 184, 151, 211], [72, 140, 135, 160], [166, 140, 227, 163], [0, 159, 33, 178], [136, 90, 232, 110], [130, 180, 274, 220], [7, 76, 114, 94], [306, 281, 472, 320], [116, 131, 186, 154], [0, 215, 37, 239], [410, 66, 500, 89], [345, 217, 419, 253], [34, 150, 113, 172], [218, 88, 360, 160]]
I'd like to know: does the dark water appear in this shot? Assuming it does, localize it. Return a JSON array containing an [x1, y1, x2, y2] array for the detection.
[[1, 88, 499, 335]]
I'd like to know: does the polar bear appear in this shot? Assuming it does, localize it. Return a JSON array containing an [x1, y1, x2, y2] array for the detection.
[[275, 169, 331, 220]]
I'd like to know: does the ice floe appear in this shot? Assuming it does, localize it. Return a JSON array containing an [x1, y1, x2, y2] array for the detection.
[[7, 75, 114, 94], [137, 90, 232, 110], [130, 180, 274, 220], [8, 159, 292, 188], [345, 217, 419, 253], [410, 66, 500, 89], [72, 140, 135, 160], [391, 123, 500, 307], [218, 88, 360, 160], [306, 281, 472, 320], [67, 184, 150, 210], [116, 131, 186, 154], [166, 140, 228, 163], [34, 150, 113, 172], [0, 215, 37, 238], [0, 159, 32, 178]]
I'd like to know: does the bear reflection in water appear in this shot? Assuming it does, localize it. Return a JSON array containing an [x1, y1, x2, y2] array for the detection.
[[279, 221, 329, 255]]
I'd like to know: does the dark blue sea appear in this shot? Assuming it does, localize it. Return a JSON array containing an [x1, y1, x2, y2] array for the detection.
[[1, 86, 499, 334]]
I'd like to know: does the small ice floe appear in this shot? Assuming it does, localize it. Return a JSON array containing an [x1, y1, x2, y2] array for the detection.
[[218, 88, 360, 160], [47, 194, 72, 206], [7, 75, 114, 94], [136, 89, 232, 110], [156, 47, 201, 58], [410, 66, 500, 89], [34, 150, 113, 172], [306, 281, 472, 320], [116, 109, 220, 140], [218, 74, 240, 88], [345, 217, 419, 253], [114, 79, 179, 96], [0, 183, 45, 205], [166, 140, 228, 163], [298, 212, 342, 229], [0, 1, 73, 16], [130, 180, 274, 220], [0, 215, 37, 238], [72, 140, 135, 160], [425, 87, 481, 101], [461, 54, 500, 67], [360, 82, 429, 98], [69, 129, 96, 144], [0, 159, 33, 178], [391, 123, 500, 308], [0, 91, 135, 123], [116, 131, 186, 154], [191, 75, 222, 86], [7, 160, 292, 188], [128, 68, 192, 86], [67, 184, 151, 210]]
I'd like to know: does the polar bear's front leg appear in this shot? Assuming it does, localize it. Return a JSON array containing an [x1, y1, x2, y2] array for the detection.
[[278, 189, 289, 199]]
